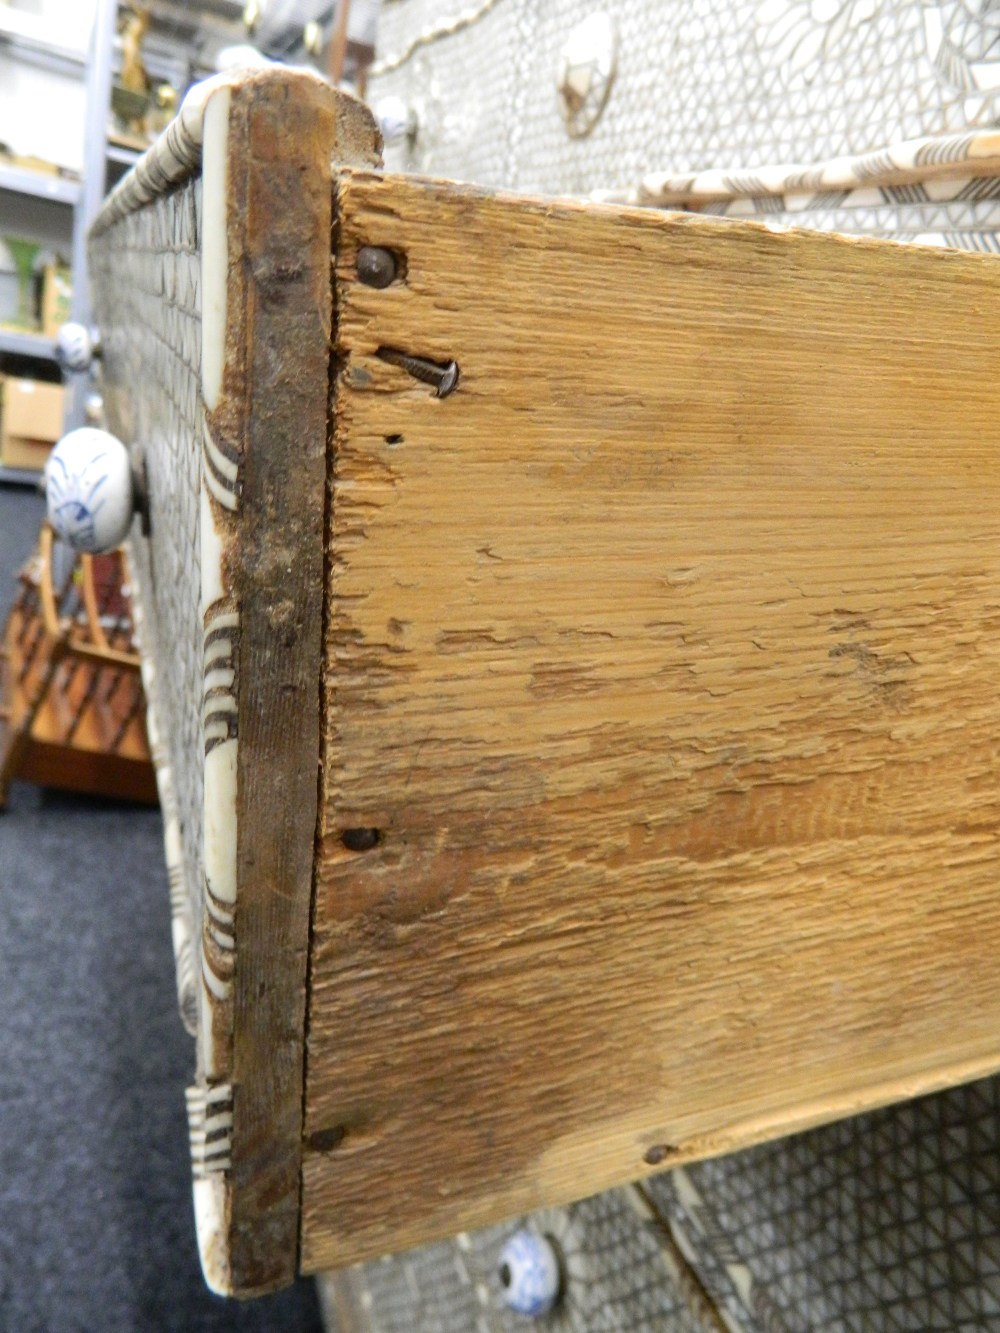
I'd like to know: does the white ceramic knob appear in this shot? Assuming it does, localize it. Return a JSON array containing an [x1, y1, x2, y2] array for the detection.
[[45, 428, 135, 552], [374, 94, 416, 146], [498, 1231, 562, 1317], [55, 322, 99, 373]]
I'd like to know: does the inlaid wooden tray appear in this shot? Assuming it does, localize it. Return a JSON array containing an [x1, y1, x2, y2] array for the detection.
[[86, 67, 1000, 1296]]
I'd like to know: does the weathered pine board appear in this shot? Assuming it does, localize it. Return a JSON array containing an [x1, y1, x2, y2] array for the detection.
[[195, 80, 381, 1294], [220, 76, 337, 1295], [90, 73, 383, 1296], [301, 172, 1000, 1270]]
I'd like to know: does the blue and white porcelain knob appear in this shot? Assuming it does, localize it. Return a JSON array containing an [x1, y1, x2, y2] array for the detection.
[[498, 1230, 562, 1317], [55, 322, 100, 373], [45, 427, 136, 553], [374, 94, 417, 146]]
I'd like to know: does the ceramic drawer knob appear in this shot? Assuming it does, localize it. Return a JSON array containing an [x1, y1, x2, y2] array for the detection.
[[55, 322, 100, 373], [556, 11, 618, 138], [45, 427, 136, 553], [374, 94, 416, 146], [498, 1230, 563, 1316]]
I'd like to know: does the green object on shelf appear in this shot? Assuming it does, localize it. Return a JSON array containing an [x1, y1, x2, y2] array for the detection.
[[4, 236, 40, 330]]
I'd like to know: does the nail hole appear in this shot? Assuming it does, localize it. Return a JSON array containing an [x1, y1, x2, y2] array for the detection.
[[341, 827, 382, 852], [643, 1143, 678, 1166], [384, 433, 404, 446], [499, 1263, 511, 1288], [307, 1126, 345, 1153]]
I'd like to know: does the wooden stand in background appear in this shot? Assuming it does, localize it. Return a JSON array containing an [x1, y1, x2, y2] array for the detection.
[[0, 525, 156, 806]]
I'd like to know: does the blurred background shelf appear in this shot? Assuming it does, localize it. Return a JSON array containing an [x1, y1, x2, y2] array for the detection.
[[0, 469, 43, 490], [0, 161, 80, 206], [0, 328, 58, 362], [0, 465, 43, 486]]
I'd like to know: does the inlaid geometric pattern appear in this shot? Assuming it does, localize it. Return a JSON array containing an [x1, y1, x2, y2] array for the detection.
[[332, 1189, 719, 1333], [648, 1076, 1000, 1333], [374, 0, 990, 190], [90, 178, 204, 1013], [373, 0, 1000, 250]]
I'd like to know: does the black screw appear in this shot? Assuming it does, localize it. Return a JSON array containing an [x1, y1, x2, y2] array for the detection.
[[356, 246, 398, 288], [377, 346, 459, 398]]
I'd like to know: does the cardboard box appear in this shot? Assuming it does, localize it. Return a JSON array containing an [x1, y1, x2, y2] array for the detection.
[[0, 375, 64, 471], [40, 264, 72, 338]]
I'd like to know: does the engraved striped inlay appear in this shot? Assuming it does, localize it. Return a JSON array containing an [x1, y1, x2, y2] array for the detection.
[[186, 1082, 234, 1177], [204, 880, 236, 953], [201, 936, 234, 1000], [202, 610, 238, 755], [203, 418, 240, 511]]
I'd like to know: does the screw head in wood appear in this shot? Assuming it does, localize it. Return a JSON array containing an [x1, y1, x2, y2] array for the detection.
[[45, 427, 136, 552], [498, 1231, 562, 1316], [357, 246, 398, 289]]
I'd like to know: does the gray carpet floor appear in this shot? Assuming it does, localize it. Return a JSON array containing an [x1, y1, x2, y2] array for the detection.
[[0, 486, 323, 1331]]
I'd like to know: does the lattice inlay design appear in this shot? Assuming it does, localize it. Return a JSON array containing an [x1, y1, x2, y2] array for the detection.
[[90, 179, 205, 1042], [338, 1188, 718, 1333], [647, 1076, 1000, 1333], [375, 0, 973, 188], [373, 0, 1000, 251]]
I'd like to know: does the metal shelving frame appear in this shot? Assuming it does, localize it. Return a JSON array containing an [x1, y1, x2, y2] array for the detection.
[[0, 330, 58, 362], [0, 163, 81, 207], [0, 0, 117, 485], [65, 0, 118, 434]]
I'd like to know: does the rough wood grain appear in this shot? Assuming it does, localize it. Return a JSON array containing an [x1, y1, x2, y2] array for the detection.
[[301, 172, 1000, 1270], [221, 82, 379, 1294]]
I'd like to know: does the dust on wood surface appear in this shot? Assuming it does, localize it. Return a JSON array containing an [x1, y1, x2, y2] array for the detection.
[[222, 86, 380, 1294], [301, 171, 1000, 1270]]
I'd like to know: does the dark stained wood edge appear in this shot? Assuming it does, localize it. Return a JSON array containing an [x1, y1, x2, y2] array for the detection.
[[225, 77, 380, 1295]]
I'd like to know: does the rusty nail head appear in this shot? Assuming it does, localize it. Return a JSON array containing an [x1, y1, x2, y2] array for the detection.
[[357, 246, 397, 288]]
